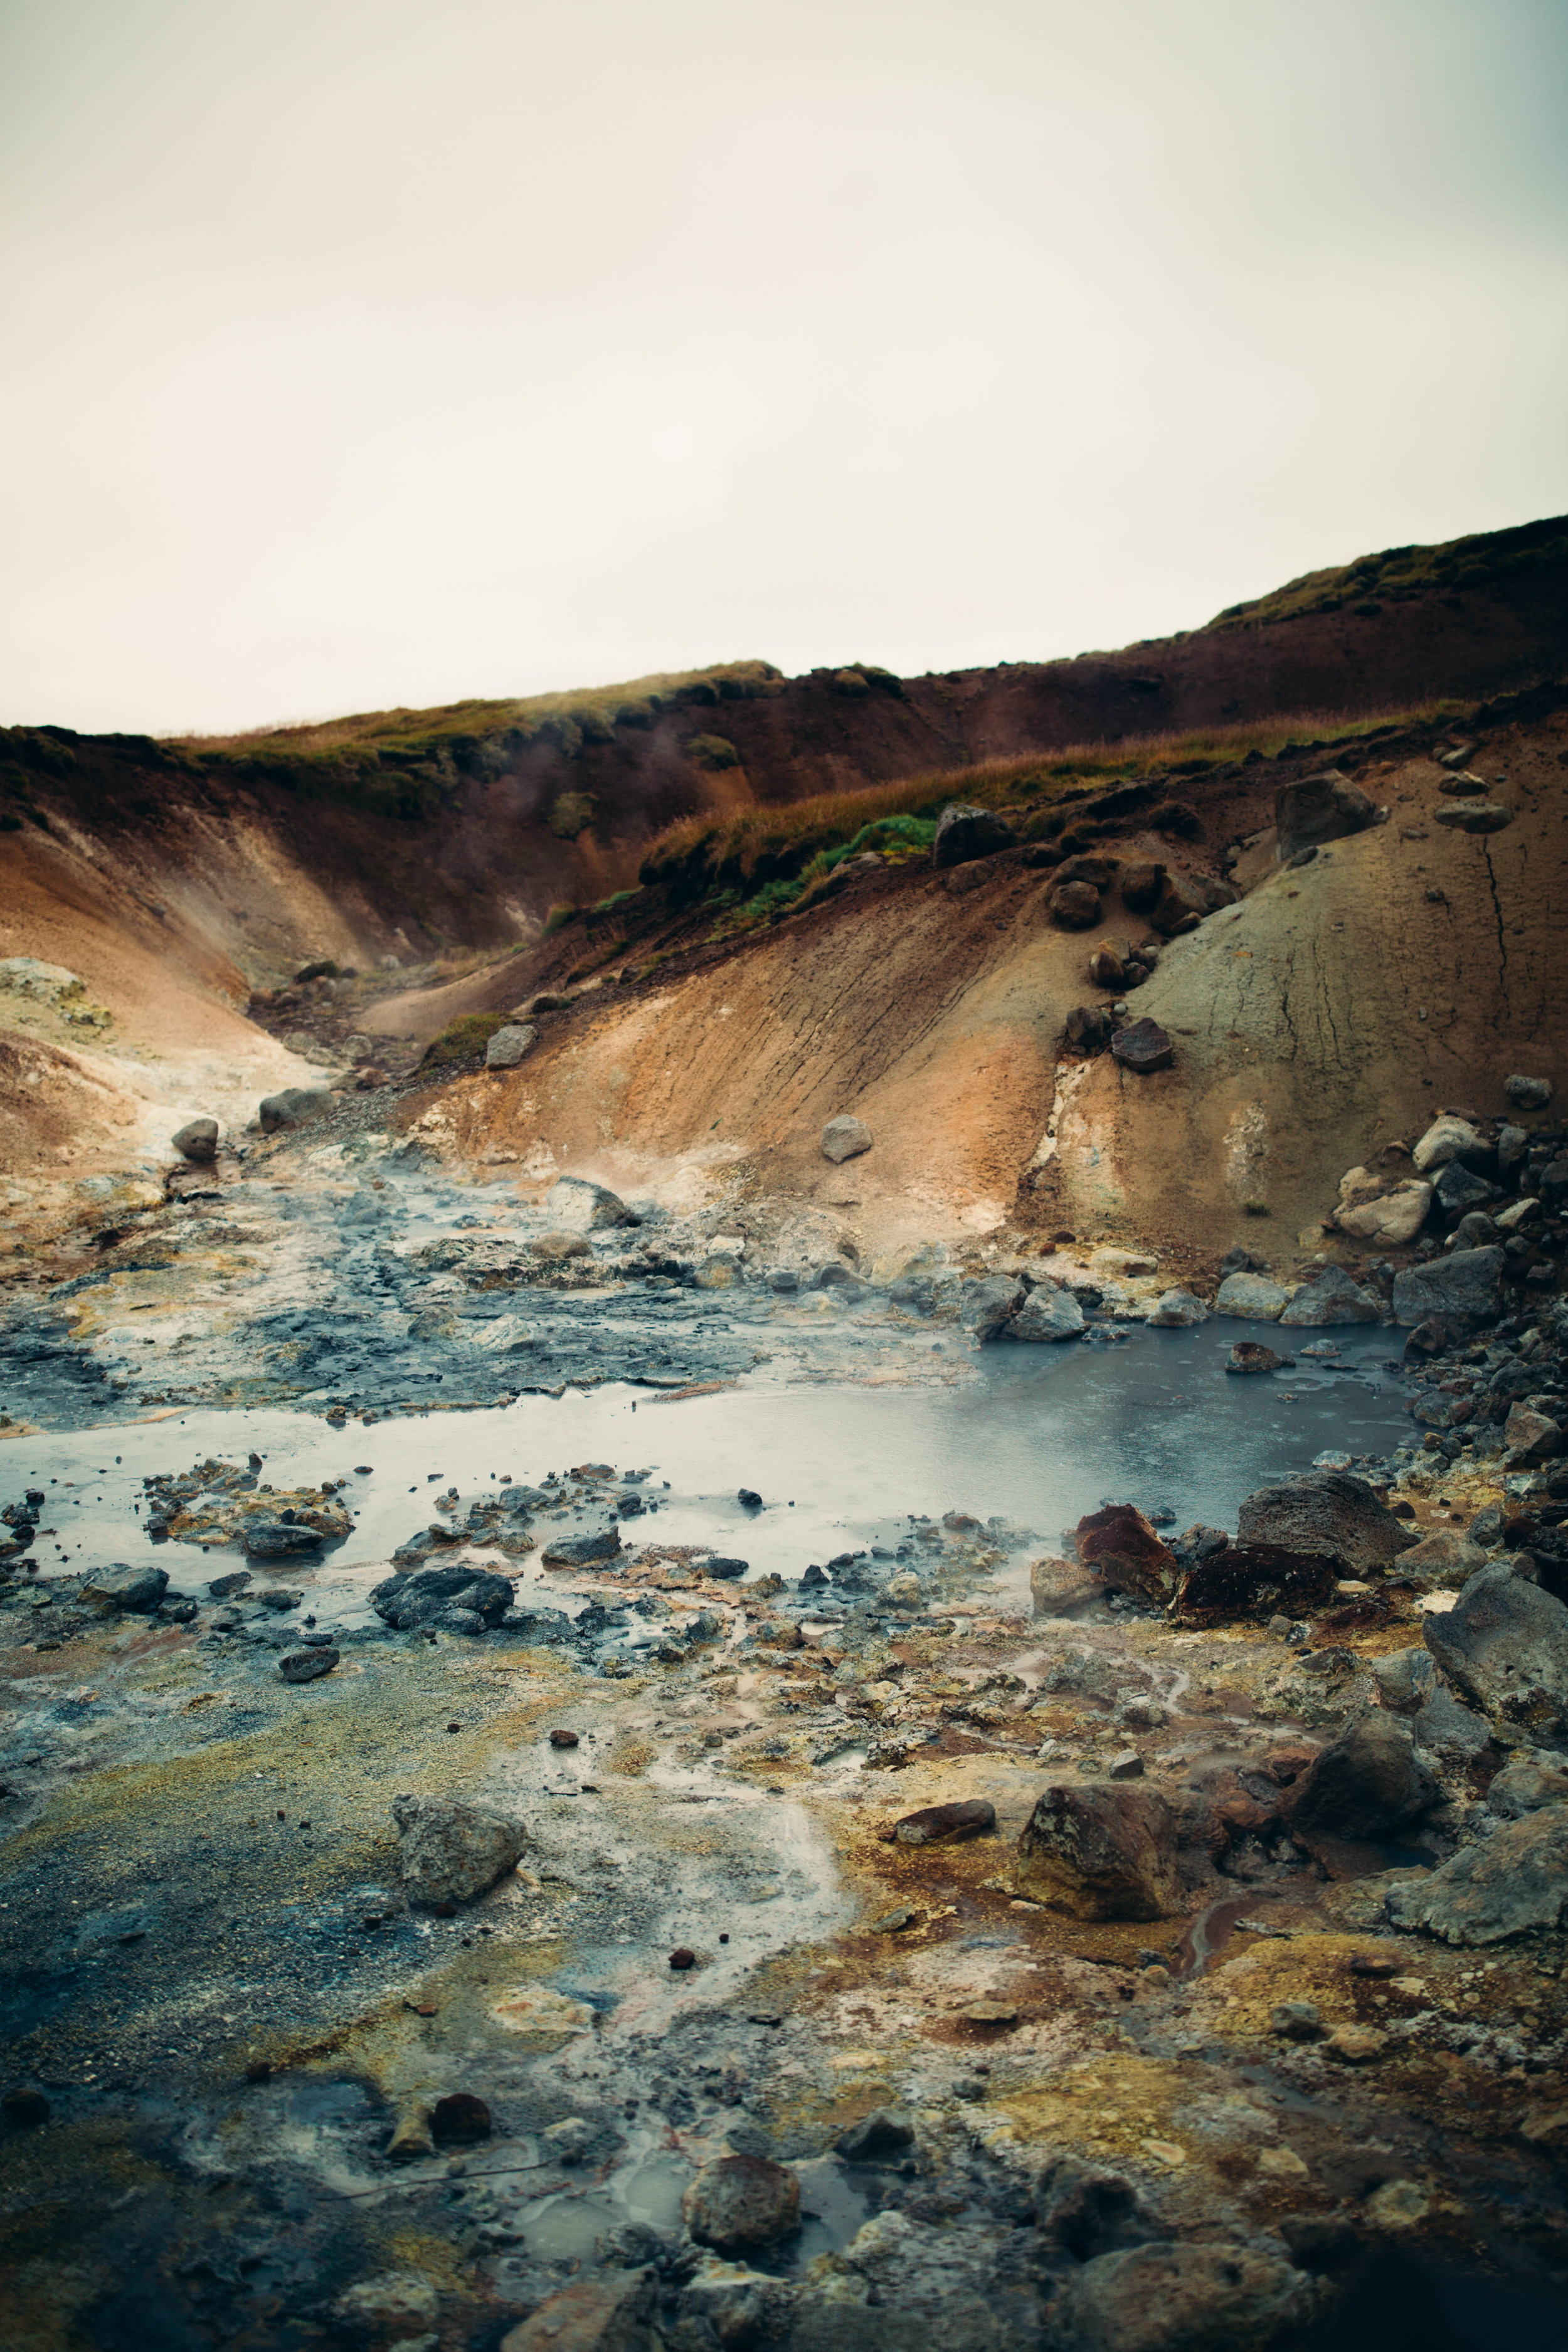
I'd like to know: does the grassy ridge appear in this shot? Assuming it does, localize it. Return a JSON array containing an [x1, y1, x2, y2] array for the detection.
[[1206, 513, 1567, 631]]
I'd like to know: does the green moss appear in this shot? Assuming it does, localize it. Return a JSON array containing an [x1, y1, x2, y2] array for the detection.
[[418, 1012, 511, 1067], [543, 903, 578, 935], [686, 734, 741, 771], [547, 791, 596, 840]]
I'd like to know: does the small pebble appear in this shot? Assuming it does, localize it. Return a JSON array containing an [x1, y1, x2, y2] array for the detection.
[[669, 1947, 697, 1970], [549, 1729, 580, 1748]]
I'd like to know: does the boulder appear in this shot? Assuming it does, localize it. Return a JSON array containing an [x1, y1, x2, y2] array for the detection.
[[1433, 1160, 1500, 1216], [80, 1561, 168, 1613], [1064, 1005, 1114, 1054], [1226, 1342, 1283, 1374], [1055, 855, 1118, 889], [1030, 1555, 1106, 1614], [499, 2269, 656, 2352], [484, 1022, 536, 1071], [1049, 881, 1103, 929], [1391, 1247, 1506, 1327], [1393, 1529, 1488, 1589], [171, 1117, 218, 1163], [370, 1564, 515, 1633], [835, 2108, 916, 2163], [1148, 868, 1236, 937], [1146, 1289, 1210, 1327], [1433, 800, 1512, 833], [1286, 1712, 1438, 1841], [820, 1115, 873, 1164], [933, 803, 1015, 867], [1075, 1504, 1180, 1603], [1423, 1565, 1568, 1742], [545, 1177, 637, 1232], [1015, 1783, 1182, 1920], [392, 1793, 527, 1906], [541, 1528, 622, 1567], [1088, 945, 1126, 988], [1110, 1019, 1173, 1074], [1386, 1806, 1568, 1946], [1487, 1756, 1568, 1817], [1237, 1469, 1416, 1572], [1278, 1266, 1380, 1326], [1173, 1542, 1338, 1624], [243, 1519, 324, 1559], [960, 1275, 1024, 1341], [682, 2155, 800, 2252], [258, 1087, 335, 1135], [1371, 1648, 1436, 1713], [1216, 1273, 1290, 1320], [887, 1799, 995, 1846], [1060, 2240, 1311, 2352], [1119, 861, 1164, 913], [1505, 1404, 1562, 1463], [1411, 1115, 1483, 1174], [1274, 770, 1377, 861], [1012, 1285, 1085, 1342], [1333, 1171, 1433, 1244], [1505, 1074, 1554, 1111], [280, 1646, 339, 1683]]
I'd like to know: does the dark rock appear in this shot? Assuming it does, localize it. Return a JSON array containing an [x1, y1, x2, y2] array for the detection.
[[540, 1528, 622, 1567], [1, 2087, 50, 2127], [1226, 1342, 1284, 1374], [500, 2271, 656, 2352], [1433, 800, 1513, 833], [1275, 770, 1377, 860], [682, 2153, 800, 2252], [1049, 880, 1103, 928], [1061, 2239, 1311, 2351], [370, 1564, 514, 1633], [1433, 1160, 1501, 1216], [738, 1488, 763, 1508], [431, 2092, 491, 2143], [1505, 1074, 1553, 1110], [1088, 945, 1126, 989], [1149, 867, 1236, 936], [207, 1570, 252, 1599], [1219, 1246, 1268, 1274], [1075, 1504, 1180, 1603], [1286, 1711, 1438, 1840], [1236, 1470, 1416, 1572], [393, 1793, 527, 1905], [171, 1117, 219, 1163], [886, 1798, 995, 1846], [1120, 861, 1165, 912], [1110, 1019, 1173, 1074], [1064, 1005, 1114, 1054], [960, 1274, 1025, 1341], [669, 1947, 697, 1969], [1278, 1266, 1380, 1326], [258, 1087, 336, 1135], [80, 1561, 168, 1613], [1387, 1806, 1568, 1945], [1015, 1783, 1182, 1920], [1013, 1285, 1085, 1342], [702, 1555, 750, 1580], [1173, 1543, 1338, 1625], [1391, 1246, 1507, 1328], [933, 803, 1016, 867], [1054, 855, 1118, 889], [243, 1520, 324, 1560], [1423, 1565, 1568, 1742], [279, 1646, 339, 1683], [835, 2108, 916, 2163], [549, 1727, 580, 1748]]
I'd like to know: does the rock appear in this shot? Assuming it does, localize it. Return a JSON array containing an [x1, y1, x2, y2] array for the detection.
[[171, 1118, 218, 1163], [1505, 1074, 1554, 1110], [1226, 1341, 1283, 1374], [1216, 1273, 1290, 1320], [243, 1520, 324, 1559], [392, 1793, 527, 1906], [1012, 1285, 1084, 1342], [867, 1906, 918, 1933], [1334, 1171, 1434, 1244], [80, 1561, 169, 1613], [1119, 861, 1164, 911], [541, 1528, 623, 1567], [485, 1022, 536, 1070], [682, 2154, 800, 2252], [1064, 1005, 1114, 1054], [1433, 1160, 1500, 1216], [532, 1232, 591, 1261], [0, 957, 86, 1004], [1506, 1404, 1562, 1462], [1488, 1757, 1568, 1816], [1274, 769, 1377, 861], [820, 1115, 873, 1164], [1107, 1749, 1143, 1779], [1173, 1542, 1337, 1625], [1386, 1806, 1568, 1945], [1088, 945, 1126, 988], [1049, 880, 1103, 928], [545, 1177, 637, 1232], [1423, 1566, 1568, 1742], [1146, 1290, 1209, 1327], [370, 1564, 516, 1632], [1015, 1783, 1183, 1920], [1412, 1685, 1492, 1759], [1055, 854, 1118, 889], [258, 1086, 336, 1134], [1270, 2000, 1323, 2040], [887, 1799, 995, 1846], [334, 2276, 441, 2337], [1372, 1648, 1435, 1713], [1237, 1469, 1416, 1572], [1411, 1115, 1483, 1174], [960, 1275, 1024, 1341], [431, 2090, 491, 2143], [279, 1646, 338, 1683], [835, 2108, 915, 2163], [498, 2267, 657, 2352], [1, 2087, 51, 2127], [1393, 1530, 1488, 1589], [1148, 868, 1236, 936], [931, 803, 1015, 867], [1076, 1504, 1180, 1604], [677, 2265, 795, 2352], [1287, 1711, 1438, 1840], [1497, 1122, 1531, 1177], [1278, 1266, 1380, 1326], [1391, 1247, 1506, 1327], [1030, 1555, 1106, 1614], [1110, 1018, 1173, 1074], [1433, 800, 1512, 832], [1062, 2230, 1306, 2343]]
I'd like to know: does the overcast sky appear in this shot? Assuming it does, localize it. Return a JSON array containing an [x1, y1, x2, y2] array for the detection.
[[3, 0, 1565, 736]]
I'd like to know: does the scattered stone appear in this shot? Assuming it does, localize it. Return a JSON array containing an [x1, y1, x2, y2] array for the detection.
[[532, 1232, 591, 1261], [1433, 800, 1512, 832], [1110, 1017, 1174, 1074], [887, 1799, 995, 1846], [541, 1528, 622, 1567], [1015, 1783, 1182, 1919], [1173, 1542, 1338, 1625], [544, 1177, 637, 1232], [1064, 1005, 1114, 1054], [669, 1947, 697, 1969], [498, 2269, 657, 2352], [279, 1646, 338, 1683], [430, 2092, 491, 2143], [80, 1561, 169, 1613], [1506, 1404, 1562, 1463], [1146, 1290, 1210, 1327], [1278, 1266, 1380, 1326], [1237, 1469, 1416, 1572], [1270, 2000, 1323, 2040], [371, 1564, 515, 1632], [1505, 1074, 1554, 1110], [1433, 1160, 1501, 1216], [392, 1794, 527, 1906], [1030, 1555, 1106, 1614], [1088, 944, 1126, 988], [1050, 879, 1103, 928], [1, 2087, 50, 2127], [1061, 2240, 1311, 2352], [933, 803, 1015, 867], [171, 1118, 219, 1163], [1275, 770, 1377, 860], [820, 1114, 873, 1163], [1107, 1749, 1144, 1779], [960, 1274, 1025, 1341], [549, 1728, 580, 1749], [207, 1569, 252, 1599], [1334, 1170, 1434, 1244], [243, 1520, 324, 1560], [836, 2108, 915, 2162], [682, 2154, 800, 2252], [1012, 1285, 1085, 1342], [1411, 1115, 1483, 1174], [867, 1906, 919, 1934], [1387, 1806, 1568, 1945], [1227, 1341, 1283, 1374], [1488, 1757, 1568, 1816], [258, 1087, 336, 1135], [1216, 1272, 1291, 1320], [1423, 1566, 1568, 1740], [1287, 1711, 1438, 1841], [1076, 1504, 1180, 1604], [484, 1022, 536, 1070]]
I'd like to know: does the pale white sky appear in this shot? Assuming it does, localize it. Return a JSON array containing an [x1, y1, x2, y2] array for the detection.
[[3, 0, 1565, 735]]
